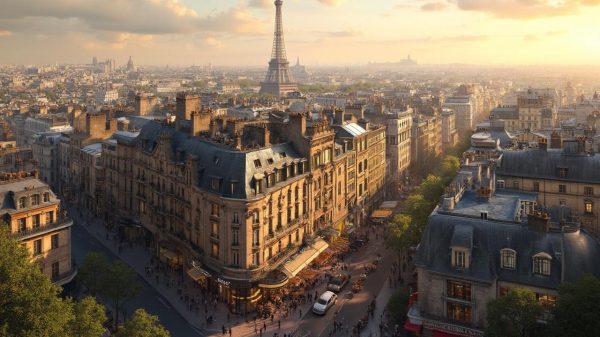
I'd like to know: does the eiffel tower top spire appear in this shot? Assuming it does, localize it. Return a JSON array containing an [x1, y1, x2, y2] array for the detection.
[[260, 0, 298, 97]]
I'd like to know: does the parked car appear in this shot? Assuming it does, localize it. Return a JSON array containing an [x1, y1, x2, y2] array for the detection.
[[312, 291, 338, 315], [327, 274, 350, 292]]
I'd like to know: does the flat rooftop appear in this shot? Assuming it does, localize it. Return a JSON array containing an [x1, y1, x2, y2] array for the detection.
[[446, 189, 538, 222]]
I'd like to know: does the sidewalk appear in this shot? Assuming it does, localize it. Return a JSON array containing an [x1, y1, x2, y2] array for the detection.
[[68, 204, 396, 337]]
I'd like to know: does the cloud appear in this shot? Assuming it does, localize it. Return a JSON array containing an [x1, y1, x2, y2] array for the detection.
[[523, 30, 568, 41], [0, 0, 265, 35], [249, 0, 271, 9], [421, 2, 449, 11], [318, 0, 346, 6], [0, 30, 12, 37], [452, 0, 600, 19], [324, 29, 362, 37], [374, 34, 488, 45]]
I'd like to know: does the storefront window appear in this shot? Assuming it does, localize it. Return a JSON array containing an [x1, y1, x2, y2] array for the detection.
[[537, 293, 557, 310]]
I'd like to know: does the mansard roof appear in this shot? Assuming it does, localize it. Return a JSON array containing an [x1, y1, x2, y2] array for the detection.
[[135, 121, 305, 199]]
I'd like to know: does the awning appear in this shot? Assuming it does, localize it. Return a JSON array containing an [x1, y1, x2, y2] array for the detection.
[[404, 320, 423, 333], [380, 200, 398, 209], [371, 209, 393, 218], [432, 331, 461, 337], [186, 267, 210, 281], [282, 238, 329, 277], [162, 250, 179, 260]]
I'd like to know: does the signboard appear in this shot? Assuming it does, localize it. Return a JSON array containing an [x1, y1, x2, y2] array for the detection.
[[423, 319, 484, 337]]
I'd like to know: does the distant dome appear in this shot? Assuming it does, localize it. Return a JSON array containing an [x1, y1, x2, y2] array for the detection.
[[289, 101, 306, 113]]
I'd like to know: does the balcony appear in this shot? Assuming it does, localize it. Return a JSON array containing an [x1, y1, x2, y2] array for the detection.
[[14, 218, 73, 241]]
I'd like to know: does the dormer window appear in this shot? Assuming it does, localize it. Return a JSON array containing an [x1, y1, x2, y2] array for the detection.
[[18, 197, 26, 209], [31, 195, 40, 206], [267, 158, 274, 165], [210, 177, 221, 191], [500, 248, 516, 270], [453, 250, 466, 269], [253, 159, 262, 168], [43, 193, 50, 202], [451, 225, 473, 270], [533, 252, 551, 276], [556, 168, 568, 179]]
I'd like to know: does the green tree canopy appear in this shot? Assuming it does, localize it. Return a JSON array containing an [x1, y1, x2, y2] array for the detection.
[[78, 251, 109, 296], [71, 296, 107, 337], [404, 193, 434, 228], [99, 260, 141, 330], [117, 309, 170, 337], [438, 155, 461, 182], [386, 287, 410, 325], [549, 274, 600, 337], [418, 175, 445, 204], [485, 288, 544, 337], [0, 229, 106, 337], [385, 214, 418, 252]]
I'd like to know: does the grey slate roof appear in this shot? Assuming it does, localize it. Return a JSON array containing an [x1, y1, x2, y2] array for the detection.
[[135, 121, 305, 199], [490, 106, 519, 120], [497, 149, 600, 184], [416, 213, 600, 288]]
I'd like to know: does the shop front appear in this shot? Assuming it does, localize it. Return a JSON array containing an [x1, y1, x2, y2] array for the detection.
[[190, 262, 262, 314], [422, 319, 484, 337]]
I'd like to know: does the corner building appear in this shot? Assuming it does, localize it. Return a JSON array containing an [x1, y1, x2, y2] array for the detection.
[[103, 109, 386, 313]]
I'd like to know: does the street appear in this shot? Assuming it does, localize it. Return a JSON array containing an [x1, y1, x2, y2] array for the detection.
[[71, 221, 204, 337], [295, 231, 393, 337]]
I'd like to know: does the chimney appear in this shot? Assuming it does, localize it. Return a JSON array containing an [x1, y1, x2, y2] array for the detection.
[[233, 133, 242, 150], [191, 112, 211, 137], [539, 137, 548, 151], [334, 109, 344, 125], [289, 112, 306, 136], [550, 132, 562, 149], [209, 120, 217, 138], [358, 118, 369, 130], [527, 211, 550, 233]]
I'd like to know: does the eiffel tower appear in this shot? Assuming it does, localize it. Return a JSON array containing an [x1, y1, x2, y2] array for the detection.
[[260, 0, 298, 97]]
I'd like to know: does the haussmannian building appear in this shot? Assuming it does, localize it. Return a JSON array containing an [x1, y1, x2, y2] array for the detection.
[[1, 171, 76, 285], [405, 158, 600, 337], [496, 138, 600, 239], [70, 100, 386, 313]]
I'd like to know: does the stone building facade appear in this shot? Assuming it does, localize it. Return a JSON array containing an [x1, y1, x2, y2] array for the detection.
[[64, 101, 386, 312], [496, 139, 600, 239], [1, 172, 75, 285]]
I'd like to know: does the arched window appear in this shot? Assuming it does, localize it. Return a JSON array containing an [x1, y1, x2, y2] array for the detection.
[[252, 211, 259, 225], [533, 252, 551, 276], [500, 248, 516, 270]]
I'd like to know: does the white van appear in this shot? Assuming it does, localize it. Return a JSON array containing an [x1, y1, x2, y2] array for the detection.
[[312, 291, 338, 315]]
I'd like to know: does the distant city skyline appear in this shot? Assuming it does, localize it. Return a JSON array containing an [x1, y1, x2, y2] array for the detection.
[[1, 0, 600, 66]]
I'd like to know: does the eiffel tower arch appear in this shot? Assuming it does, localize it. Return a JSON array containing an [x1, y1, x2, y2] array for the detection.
[[260, 0, 298, 97]]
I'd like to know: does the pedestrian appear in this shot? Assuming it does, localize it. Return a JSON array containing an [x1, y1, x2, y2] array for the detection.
[[263, 322, 267, 331], [229, 328, 232, 337], [222, 325, 226, 335], [278, 320, 281, 329]]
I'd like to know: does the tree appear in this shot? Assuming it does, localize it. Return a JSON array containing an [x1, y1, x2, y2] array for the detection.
[[438, 155, 461, 182], [404, 194, 434, 228], [549, 274, 600, 337], [0, 228, 75, 337], [385, 287, 410, 325], [78, 251, 109, 296], [117, 309, 170, 337], [485, 288, 544, 337], [99, 261, 141, 331], [418, 175, 444, 204], [70, 296, 107, 337]]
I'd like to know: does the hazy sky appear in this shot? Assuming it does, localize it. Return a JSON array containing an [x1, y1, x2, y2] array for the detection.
[[1, 0, 600, 66]]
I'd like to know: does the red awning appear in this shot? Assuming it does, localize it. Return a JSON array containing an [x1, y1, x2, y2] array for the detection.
[[403, 320, 422, 333], [432, 330, 461, 337]]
